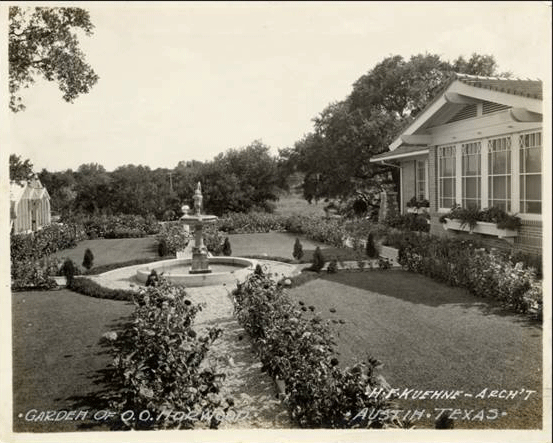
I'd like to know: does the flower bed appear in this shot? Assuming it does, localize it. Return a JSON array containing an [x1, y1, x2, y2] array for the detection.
[[395, 233, 542, 316], [104, 279, 229, 429], [64, 214, 161, 239], [11, 224, 86, 290], [232, 271, 404, 428], [217, 212, 288, 233]]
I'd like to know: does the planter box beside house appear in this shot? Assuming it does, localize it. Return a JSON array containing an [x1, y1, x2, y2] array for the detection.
[[379, 245, 399, 264], [406, 207, 429, 215], [442, 218, 518, 243]]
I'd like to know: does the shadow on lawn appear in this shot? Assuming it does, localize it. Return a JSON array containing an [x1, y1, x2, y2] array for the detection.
[[65, 314, 134, 431], [323, 270, 542, 329]]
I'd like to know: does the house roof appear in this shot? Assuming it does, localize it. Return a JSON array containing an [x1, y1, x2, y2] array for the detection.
[[455, 74, 542, 100], [371, 144, 428, 162], [387, 73, 543, 151], [10, 178, 49, 204]]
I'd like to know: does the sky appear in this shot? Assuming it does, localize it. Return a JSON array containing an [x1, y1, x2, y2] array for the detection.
[[3, 1, 552, 172]]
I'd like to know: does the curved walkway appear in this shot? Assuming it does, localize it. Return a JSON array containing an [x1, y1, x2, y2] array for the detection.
[[90, 259, 300, 428]]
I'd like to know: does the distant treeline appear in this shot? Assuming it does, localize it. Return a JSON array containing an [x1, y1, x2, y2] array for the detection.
[[37, 141, 289, 220]]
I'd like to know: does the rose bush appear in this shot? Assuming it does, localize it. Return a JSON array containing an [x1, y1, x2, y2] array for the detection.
[[11, 223, 86, 290], [232, 271, 403, 428], [107, 278, 229, 429], [396, 233, 542, 316]]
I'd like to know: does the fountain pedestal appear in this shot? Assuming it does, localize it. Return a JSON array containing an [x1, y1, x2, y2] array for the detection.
[[189, 222, 212, 274]]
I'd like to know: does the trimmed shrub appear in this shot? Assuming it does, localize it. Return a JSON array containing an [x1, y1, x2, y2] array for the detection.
[[84, 258, 165, 275], [222, 237, 232, 256], [157, 237, 168, 257], [293, 238, 304, 261], [327, 258, 338, 274], [311, 247, 325, 272], [69, 277, 137, 301], [82, 248, 94, 270], [61, 258, 78, 287], [365, 232, 378, 258]]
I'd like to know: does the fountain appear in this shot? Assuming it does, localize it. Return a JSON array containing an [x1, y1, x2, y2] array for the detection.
[[136, 182, 255, 287], [181, 182, 217, 274]]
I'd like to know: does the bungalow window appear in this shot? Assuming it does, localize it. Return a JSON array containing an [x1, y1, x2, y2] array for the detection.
[[488, 137, 511, 212], [415, 159, 426, 201], [461, 141, 481, 209], [519, 131, 542, 214], [438, 146, 456, 208]]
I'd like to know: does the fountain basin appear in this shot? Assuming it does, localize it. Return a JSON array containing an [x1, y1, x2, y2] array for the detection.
[[136, 257, 256, 287]]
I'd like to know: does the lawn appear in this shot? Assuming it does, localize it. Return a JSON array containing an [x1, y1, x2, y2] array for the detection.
[[227, 232, 360, 263], [49, 236, 159, 269], [12, 290, 134, 432], [287, 270, 543, 429], [14, 233, 543, 431]]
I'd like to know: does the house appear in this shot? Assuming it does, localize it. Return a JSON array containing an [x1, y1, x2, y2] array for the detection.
[[371, 73, 543, 255], [10, 178, 52, 234]]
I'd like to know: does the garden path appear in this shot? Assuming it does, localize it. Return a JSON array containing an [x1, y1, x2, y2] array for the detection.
[[187, 284, 292, 429]]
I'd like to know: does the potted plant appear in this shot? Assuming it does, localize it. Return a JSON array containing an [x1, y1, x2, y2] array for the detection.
[[406, 197, 430, 214]]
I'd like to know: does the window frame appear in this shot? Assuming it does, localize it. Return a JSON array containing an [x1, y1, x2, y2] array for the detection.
[[436, 128, 542, 220], [438, 145, 457, 210]]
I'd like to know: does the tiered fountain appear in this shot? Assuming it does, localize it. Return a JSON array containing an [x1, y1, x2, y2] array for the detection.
[[136, 182, 255, 287]]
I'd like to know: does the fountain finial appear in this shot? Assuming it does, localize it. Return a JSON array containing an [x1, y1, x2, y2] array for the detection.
[[193, 182, 203, 215]]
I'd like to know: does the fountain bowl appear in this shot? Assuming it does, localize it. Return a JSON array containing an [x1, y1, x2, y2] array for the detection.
[[136, 256, 256, 287]]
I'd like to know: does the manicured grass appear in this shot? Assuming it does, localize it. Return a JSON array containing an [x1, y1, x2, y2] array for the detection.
[[226, 232, 361, 264], [49, 236, 159, 269], [12, 290, 134, 432], [226, 232, 327, 260], [287, 270, 542, 429]]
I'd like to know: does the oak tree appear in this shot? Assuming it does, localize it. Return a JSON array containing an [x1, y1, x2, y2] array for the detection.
[[9, 6, 99, 112]]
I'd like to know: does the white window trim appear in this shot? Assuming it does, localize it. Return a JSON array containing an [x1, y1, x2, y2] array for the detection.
[[415, 159, 428, 201], [436, 129, 542, 219], [438, 145, 457, 211], [518, 131, 542, 218]]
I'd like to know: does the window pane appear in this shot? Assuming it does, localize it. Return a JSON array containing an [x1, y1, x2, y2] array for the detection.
[[492, 176, 507, 199], [465, 177, 479, 199], [525, 201, 541, 214], [444, 158, 453, 175], [469, 155, 479, 175], [524, 147, 541, 173], [524, 175, 541, 200], [443, 178, 454, 197], [492, 151, 508, 173]]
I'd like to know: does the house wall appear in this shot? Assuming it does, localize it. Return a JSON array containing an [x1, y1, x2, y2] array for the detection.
[[12, 196, 51, 234], [424, 111, 543, 256]]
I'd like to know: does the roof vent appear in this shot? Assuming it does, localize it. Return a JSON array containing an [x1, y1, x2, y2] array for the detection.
[[482, 101, 510, 114], [447, 104, 477, 123]]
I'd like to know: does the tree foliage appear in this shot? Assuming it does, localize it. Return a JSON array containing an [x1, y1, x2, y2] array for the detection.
[[284, 52, 509, 202], [9, 154, 35, 183], [33, 141, 283, 220], [8, 6, 99, 112]]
